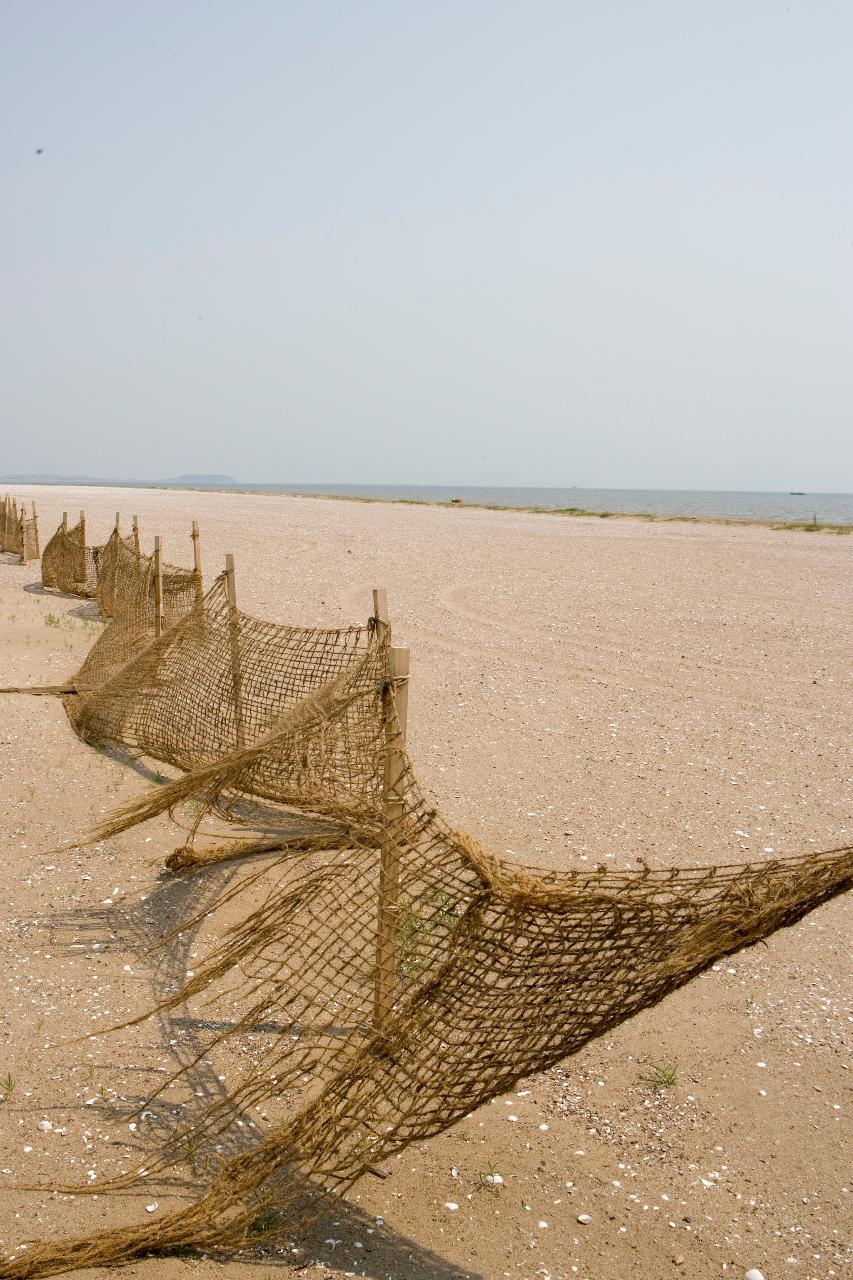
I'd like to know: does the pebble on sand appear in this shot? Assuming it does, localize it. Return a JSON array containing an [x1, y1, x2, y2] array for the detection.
[[745, 1270, 765, 1280], [577, 1213, 592, 1224]]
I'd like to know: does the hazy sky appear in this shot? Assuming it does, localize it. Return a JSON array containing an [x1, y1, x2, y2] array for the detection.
[[2, 2, 851, 490]]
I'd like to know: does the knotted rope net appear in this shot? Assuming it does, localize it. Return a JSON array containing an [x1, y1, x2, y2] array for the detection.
[[0, 497, 38, 563], [40, 516, 100, 596], [0, 516, 850, 1278]]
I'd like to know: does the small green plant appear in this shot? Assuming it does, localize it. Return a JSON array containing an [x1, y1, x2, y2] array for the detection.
[[0, 1073, 15, 1100], [396, 889, 460, 978], [249, 1207, 281, 1236], [479, 1158, 505, 1188], [44, 613, 60, 628], [182, 1134, 200, 1170], [351, 1131, 379, 1158], [643, 1062, 678, 1090]]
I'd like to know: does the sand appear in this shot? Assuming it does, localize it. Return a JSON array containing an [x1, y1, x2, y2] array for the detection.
[[0, 483, 850, 1280]]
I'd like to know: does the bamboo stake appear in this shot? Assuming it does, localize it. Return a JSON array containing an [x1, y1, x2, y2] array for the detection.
[[372, 589, 411, 1027], [78, 510, 87, 584], [153, 536, 164, 638], [132, 515, 140, 558], [372, 587, 389, 639], [191, 521, 204, 605], [224, 553, 246, 748], [31, 502, 39, 557]]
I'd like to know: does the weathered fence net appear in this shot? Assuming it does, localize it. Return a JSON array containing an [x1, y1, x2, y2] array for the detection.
[[0, 522, 850, 1278], [95, 526, 143, 616], [40, 517, 100, 595], [72, 572, 374, 778], [0, 496, 19, 554], [0, 497, 38, 563]]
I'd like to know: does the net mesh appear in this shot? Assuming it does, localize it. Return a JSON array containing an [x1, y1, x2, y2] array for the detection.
[[40, 517, 100, 596], [0, 496, 19, 554], [0, 497, 38, 563], [0, 512, 850, 1278]]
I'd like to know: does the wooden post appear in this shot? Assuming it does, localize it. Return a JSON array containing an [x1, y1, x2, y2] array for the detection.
[[132, 515, 140, 558], [62, 511, 68, 534], [31, 503, 39, 557], [19, 511, 27, 564], [372, 587, 389, 638], [78, 510, 87, 584], [191, 520, 204, 605], [153, 536, 164, 637], [224, 553, 246, 748], [372, 588, 411, 1027], [114, 511, 121, 532]]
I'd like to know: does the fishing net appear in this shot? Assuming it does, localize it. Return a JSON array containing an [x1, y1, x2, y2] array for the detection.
[[95, 526, 144, 616], [40, 517, 100, 596], [0, 517, 850, 1278], [0, 496, 18, 553], [71, 573, 374, 778], [0, 497, 38, 563]]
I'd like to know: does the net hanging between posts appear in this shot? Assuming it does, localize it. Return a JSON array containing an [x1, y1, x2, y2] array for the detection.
[[0, 497, 39, 564], [40, 516, 101, 596], [0, 526, 850, 1278]]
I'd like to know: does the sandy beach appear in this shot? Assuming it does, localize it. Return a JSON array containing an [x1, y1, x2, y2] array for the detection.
[[0, 484, 850, 1280]]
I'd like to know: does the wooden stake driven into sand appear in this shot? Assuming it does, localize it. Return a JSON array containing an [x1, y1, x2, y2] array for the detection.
[[77, 510, 86, 584], [224, 552, 246, 749], [31, 502, 39, 557], [372, 587, 411, 1027], [191, 520, 203, 605], [132, 515, 140, 558], [114, 511, 121, 532], [19, 508, 28, 564], [153, 536, 164, 638], [61, 511, 68, 534]]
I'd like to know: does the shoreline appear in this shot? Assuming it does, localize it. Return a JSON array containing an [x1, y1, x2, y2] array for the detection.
[[4, 478, 852, 533]]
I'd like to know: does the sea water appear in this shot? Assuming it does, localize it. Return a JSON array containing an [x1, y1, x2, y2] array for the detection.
[[231, 485, 853, 525]]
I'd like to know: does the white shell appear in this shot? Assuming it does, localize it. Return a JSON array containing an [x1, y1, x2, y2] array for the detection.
[[745, 1270, 765, 1280]]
